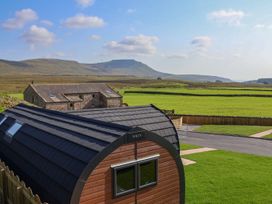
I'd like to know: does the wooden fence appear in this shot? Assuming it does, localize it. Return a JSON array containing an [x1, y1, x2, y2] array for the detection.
[[0, 160, 46, 204], [179, 114, 272, 126]]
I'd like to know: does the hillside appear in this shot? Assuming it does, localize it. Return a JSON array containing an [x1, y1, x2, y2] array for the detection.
[[0, 58, 232, 82], [85, 59, 165, 77], [245, 78, 272, 84], [0, 59, 95, 75]]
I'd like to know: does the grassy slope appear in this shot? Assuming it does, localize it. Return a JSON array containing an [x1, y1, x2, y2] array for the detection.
[[123, 92, 272, 117], [180, 144, 201, 151], [195, 125, 272, 136], [264, 134, 272, 139], [184, 151, 272, 204]]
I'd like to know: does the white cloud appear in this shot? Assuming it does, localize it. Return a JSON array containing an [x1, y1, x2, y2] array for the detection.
[[254, 24, 272, 29], [63, 14, 105, 29], [191, 36, 212, 48], [165, 54, 188, 59], [208, 9, 245, 26], [254, 24, 265, 29], [90, 34, 101, 40], [41, 20, 53, 27], [21, 25, 55, 49], [105, 34, 159, 55], [76, 0, 95, 8], [2, 9, 38, 29], [127, 9, 136, 14]]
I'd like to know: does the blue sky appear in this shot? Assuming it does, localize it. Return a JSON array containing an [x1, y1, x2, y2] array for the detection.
[[1, 0, 272, 80]]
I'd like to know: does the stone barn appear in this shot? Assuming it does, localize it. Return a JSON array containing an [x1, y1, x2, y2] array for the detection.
[[24, 83, 122, 111]]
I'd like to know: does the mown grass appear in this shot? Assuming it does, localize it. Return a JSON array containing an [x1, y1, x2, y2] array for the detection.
[[123, 92, 272, 117], [180, 144, 201, 151], [184, 150, 272, 204], [264, 134, 272, 139], [194, 125, 272, 136]]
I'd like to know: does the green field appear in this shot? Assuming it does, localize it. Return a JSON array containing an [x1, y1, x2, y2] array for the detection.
[[184, 150, 272, 204], [195, 125, 272, 136], [2, 76, 272, 117], [123, 92, 272, 117], [180, 144, 201, 151], [264, 134, 272, 139], [124, 86, 272, 96]]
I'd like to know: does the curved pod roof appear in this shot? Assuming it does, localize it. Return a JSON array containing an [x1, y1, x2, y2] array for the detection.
[[0, 104, 183, 204]]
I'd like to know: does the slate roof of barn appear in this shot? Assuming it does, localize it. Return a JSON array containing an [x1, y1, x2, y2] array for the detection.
[[27, 83, 121, 103]]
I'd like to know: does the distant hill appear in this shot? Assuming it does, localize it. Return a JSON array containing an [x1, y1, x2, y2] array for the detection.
[[85, 59, 164, 77], [245, 78, 272, 84], [0, 59, 95, 75], [0, 58, 232, 82]]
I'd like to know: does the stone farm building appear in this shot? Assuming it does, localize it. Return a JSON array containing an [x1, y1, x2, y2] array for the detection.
[[24, 83, 122, 111]]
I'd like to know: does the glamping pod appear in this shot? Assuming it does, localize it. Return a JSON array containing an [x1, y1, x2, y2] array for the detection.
[[0, 104, 185, 204]]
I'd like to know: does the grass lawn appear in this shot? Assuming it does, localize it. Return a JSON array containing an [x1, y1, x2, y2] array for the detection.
[[8, 93, 24, 100], [194, 125, 272, 136], [180, 143, 201, 150], [264, 134, 272, 139], [184, 150, 272, 203], [123, 92, 272, 117]]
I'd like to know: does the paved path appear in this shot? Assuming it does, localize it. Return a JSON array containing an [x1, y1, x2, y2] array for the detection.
[[181, 147, 217, 156], [251, 129, 272, 138], [179, 131, 272, 157], [181, 158, 196, 166], [180, 124, 201, 132]]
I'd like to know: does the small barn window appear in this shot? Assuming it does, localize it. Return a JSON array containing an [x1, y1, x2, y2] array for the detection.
[[0, 116, 7, 126], [6, 122, 22, 138], [113, 163, 137, 197]]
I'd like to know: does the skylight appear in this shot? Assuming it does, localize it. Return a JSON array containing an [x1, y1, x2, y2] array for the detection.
[[0, 116, 7, 125], [6, 122, 23, 138]]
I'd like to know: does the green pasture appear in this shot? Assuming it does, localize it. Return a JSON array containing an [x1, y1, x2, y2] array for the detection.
[[122, 86, 272, 96], [184, 150, 272, 204], [123, 92, 272, 117], [195, 125, 272, 136], [264, 134, 272, 139], [180, 144, 201, 151]]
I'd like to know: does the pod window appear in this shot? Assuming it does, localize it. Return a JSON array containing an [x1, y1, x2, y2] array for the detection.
[[112, 154, 159, 198], [0, 116, 7, 126], [6, 122, 22, 138], [114, 164, 137, 196], [138, 159, 158, 189]]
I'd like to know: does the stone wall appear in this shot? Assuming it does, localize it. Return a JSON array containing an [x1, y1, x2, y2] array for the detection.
[[45, 103, 68, 111], [24, 86, 46, 108]]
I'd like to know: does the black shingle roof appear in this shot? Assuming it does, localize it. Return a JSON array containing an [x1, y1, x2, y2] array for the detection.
[[68, 105, 180, 151], [0, 104, 131, 204], [0, 104, 180, 204]]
